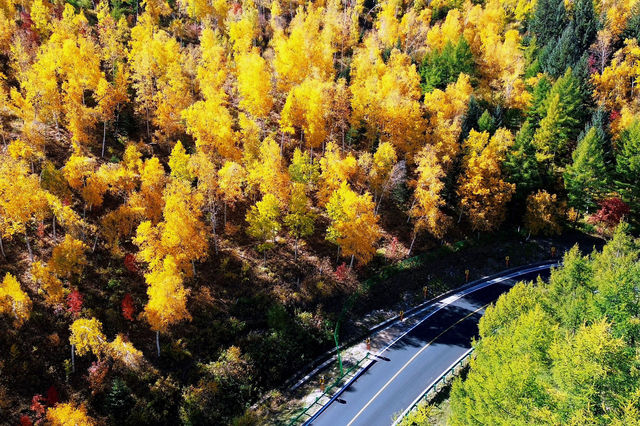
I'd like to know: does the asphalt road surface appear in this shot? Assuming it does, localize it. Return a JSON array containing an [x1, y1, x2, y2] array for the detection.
[[305, 263, 556, 426]]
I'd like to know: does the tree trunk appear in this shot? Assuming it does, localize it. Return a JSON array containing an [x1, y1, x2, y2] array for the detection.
[[336, 245, 341, 263], [92, 234, 99, 252], [192, 259, 196, 276], [52, 215, 56, 239], [294, 238, 298, 262], [101, 121, 107, 157], [71, 344, 75, 373], [146, 108, 150, 140], [408, 233, 417, 257], [25, 234, 32, 261], [349, 254, 355, 269], [223, 203, 227, 229], [211, 212, 218, 255], [156, 331, 160, 357], [0, 237, 5, 257]]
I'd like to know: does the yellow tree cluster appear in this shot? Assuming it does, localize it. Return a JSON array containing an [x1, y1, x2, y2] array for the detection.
[[592, 39, 640, 135], [0, 154, 49, 257], [326, 182, 381, 266], [10, 5, 107, 149], [271, 5, 336, 93], [280, 77, 335, 150], [46, 402, 96, 426], [410, 146, 452, 247], [524, 190, 565, 236], [69, 317, 144, 369], [134, 179, 207, 345], [424, 73, 474, 166], [129, 14, 193, 141], [182, 28, 238, 160], [457, 129, 515, 231], [0, 273, 31, 327], [350, 36, 425, 155]]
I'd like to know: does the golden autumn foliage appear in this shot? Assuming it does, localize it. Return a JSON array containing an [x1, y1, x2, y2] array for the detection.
[[326, 182, 381, 265], [423, 73, 474, 166], [0, 273, 31, 327], [0, 154, 49, 242], [50, 235, 88, 279], [31, 261, 65, 305], [247, 136, 290, 205], [524, 190, 565, 236], [457, 129, 515, 231], [143, 255, 191, 333], [236, 49, 273, 119], [272, 5, 335, 93], [69, 318, 107, 357], [134, 180, 208, 276], [350, 37, 425, 155], [410, 146, 452, 240], [46, 402, 96, 426], [107, 334, 144, 370], [280, 77, 334, 150], [318, 142, 358, 205]]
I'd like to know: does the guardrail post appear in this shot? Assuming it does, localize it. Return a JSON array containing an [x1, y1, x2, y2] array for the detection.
[[423, 285, 428, 300], [400, 310, 404, 321], [505, 255, 510, 268], [366, 337, 371, 351], [465, 269, 470, 282]]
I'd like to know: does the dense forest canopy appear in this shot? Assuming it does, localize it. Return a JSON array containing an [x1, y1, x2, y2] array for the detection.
[[0, 0, 638, 422], [449, 224, 640, 424]]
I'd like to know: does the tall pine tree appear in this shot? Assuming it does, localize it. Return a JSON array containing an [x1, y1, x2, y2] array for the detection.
[[564, 126, 609, 212]]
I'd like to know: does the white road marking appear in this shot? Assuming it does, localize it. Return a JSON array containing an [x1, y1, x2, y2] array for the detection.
[[305, 263, 556, 426], [346, 304, 489, 426]]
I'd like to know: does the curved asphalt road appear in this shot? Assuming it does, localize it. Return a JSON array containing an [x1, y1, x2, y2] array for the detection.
[[305, 263, 556, 426]]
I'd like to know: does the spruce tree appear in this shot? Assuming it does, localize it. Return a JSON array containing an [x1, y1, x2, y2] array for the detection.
[[564, 126, 609, 212], [534, 68, 586, 165], [541, 23, 580, 77], [615, 120, 640, 214], [530, 0, 567, 47], [573, 0, 597, 52], [504, 121, 545, 204], [477, 109, 496, 134], [527, 75, 552, 128], [420, 37, 474, 93]]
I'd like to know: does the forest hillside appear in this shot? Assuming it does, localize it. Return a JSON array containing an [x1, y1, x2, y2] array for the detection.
[[0, 0, 639, 423]]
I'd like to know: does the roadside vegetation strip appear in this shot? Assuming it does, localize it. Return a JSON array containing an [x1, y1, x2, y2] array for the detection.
[[286, 352, 371, 426]]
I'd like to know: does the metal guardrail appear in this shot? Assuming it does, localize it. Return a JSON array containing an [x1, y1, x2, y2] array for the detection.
[[286, 352, 371, 425], [392, 349, 475, 425]]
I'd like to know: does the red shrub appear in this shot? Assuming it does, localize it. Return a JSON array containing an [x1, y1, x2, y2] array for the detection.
[[124, 253, 138, 274], [121, 293, 135, 321], [67, 290, 84, 316], [591, 197, 630, 227]]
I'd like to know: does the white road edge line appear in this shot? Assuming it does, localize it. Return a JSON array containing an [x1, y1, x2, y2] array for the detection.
[[390, 348, 474, 426], [345, 304, 488, 426], [305, 263, 556, 426]]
